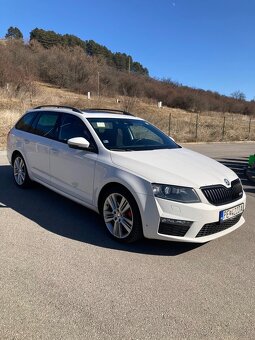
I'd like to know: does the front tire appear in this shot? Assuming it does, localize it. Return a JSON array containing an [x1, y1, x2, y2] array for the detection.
[[13, 154, 31, 188], [101, 186, 143, 243]]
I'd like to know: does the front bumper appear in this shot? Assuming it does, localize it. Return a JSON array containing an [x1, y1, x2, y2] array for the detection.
[[139, 191, 246, 243]]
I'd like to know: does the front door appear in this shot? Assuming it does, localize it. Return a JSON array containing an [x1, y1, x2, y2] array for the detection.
[[49, 113, 98, 205]]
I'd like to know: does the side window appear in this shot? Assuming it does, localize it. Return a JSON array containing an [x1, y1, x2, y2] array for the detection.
[[15, 111, 38, 133], [58, 114, 97, 150], [34, 112, 59, 138]]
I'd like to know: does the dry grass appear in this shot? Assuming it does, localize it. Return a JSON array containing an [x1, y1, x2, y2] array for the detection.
[[0, 82, 255, 150], [131, 101, 255, 142]]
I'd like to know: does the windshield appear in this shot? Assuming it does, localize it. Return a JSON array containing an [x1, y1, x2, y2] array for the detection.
[[87, 118, 181, 151]]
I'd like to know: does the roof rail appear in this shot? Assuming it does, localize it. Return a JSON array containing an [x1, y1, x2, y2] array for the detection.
[[82, 108, 134, 116], [33, 105, 83, 113]]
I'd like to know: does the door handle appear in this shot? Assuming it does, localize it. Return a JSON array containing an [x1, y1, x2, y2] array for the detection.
[[24, 139, 30, 144]]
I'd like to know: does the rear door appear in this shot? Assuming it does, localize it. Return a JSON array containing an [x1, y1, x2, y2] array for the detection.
[[27, 111, 60, 184]]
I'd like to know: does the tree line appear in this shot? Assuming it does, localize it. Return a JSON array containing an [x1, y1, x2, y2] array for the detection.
[[5, 26, 148, 76], [29, 28, 148, 75]]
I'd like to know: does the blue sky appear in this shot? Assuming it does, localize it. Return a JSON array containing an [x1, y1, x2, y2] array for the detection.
[[0, 0, 254, 100]]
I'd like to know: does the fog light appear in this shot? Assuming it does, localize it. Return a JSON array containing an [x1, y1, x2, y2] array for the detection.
[[160, 217, 193, 227]]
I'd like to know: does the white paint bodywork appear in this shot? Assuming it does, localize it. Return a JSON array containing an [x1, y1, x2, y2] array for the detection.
[[7, 109, 246, 243]]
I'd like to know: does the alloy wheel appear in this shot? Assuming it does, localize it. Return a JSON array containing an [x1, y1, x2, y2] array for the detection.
[[13, 156, 26, 186], [103, 193, 134, 239]]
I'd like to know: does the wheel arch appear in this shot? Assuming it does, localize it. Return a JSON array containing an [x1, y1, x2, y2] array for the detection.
[[98, 182, 136, 214], [11, 150, 24, 166]]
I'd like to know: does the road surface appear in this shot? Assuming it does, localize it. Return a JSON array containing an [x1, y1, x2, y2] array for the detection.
[[0, 143, 254, 339]]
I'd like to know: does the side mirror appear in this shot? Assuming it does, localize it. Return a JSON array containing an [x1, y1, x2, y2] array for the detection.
[[67, 137, 90, 149]]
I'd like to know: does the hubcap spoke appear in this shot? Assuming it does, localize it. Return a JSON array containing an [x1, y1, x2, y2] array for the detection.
[[104, 211, 114, 223], [113, 221, 121, 237], [120, 217, 132, 233], [18, 174, 22, 184], [107, 194, 117, 211], [118, 197, 130, 214]]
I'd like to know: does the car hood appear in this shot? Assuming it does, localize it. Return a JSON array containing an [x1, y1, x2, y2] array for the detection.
[[110, 148, 237, 188]]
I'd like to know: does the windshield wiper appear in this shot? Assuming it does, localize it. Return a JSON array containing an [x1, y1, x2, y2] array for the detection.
[[110, 148, 133, 151], [110, 147, 159, 151]]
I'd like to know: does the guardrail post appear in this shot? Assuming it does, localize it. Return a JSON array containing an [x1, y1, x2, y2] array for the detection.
[[222, 116, 226, 140], [195, 113, 199, 142], [248, 117, 252, 140], [168, 113, 172, 136]]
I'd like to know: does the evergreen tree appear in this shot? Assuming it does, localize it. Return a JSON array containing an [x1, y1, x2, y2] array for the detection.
[[5, 26, 23, 40], [29, 28, 149, 75], [30, 28, 62, 48]]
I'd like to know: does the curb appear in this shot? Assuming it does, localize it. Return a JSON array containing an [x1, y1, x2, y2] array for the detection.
[[181, 141, 255, 145]]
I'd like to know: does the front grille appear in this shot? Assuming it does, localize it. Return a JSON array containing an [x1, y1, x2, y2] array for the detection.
[[158, 223, 190, 237], [196, 214, 242, 237], [201, 179, 243, 206]]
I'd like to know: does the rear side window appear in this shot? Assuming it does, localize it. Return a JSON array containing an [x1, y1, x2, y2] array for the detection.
[[15, 111, 38, 133], [34, 112, 59, 138]]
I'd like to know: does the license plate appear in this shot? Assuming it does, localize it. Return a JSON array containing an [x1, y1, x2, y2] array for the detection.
[[220, 204, 244, 222]]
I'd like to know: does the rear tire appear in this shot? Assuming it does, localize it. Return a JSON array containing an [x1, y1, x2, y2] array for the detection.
[[101, 186, 143, 243], [13, 154, 31, 188]]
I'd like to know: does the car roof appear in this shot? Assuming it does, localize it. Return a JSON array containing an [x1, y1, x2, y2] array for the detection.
[[82, 111, 143, 120], [27, 106, 144, 121]]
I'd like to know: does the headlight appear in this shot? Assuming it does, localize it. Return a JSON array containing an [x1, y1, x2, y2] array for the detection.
[[152, 183, 201, 203]]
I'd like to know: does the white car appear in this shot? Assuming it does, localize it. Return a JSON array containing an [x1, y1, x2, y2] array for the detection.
[[7, 106, 246, 243]]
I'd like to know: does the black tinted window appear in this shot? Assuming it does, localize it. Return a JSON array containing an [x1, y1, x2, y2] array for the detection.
[[34, 112, 59, 138], [58, 114, 93, 143], [15, 111, 38, 132]]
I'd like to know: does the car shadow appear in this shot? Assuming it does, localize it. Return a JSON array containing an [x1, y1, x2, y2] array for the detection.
[[0, 164, 202, 256], [216, 156, 248, 175], [216, 156, 255, 177]]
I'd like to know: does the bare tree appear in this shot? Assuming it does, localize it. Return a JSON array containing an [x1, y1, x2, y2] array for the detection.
[[231, 90, 246, 101]]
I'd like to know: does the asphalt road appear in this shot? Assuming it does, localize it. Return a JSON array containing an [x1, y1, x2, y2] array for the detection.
[[0, 143, 255, 340]]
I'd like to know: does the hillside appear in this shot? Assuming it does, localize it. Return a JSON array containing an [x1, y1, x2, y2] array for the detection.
[[29, 28, 149, 76], [0, 82, 254, 150], [1, 30, 255, 150], [1, 31, 255, 116]]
